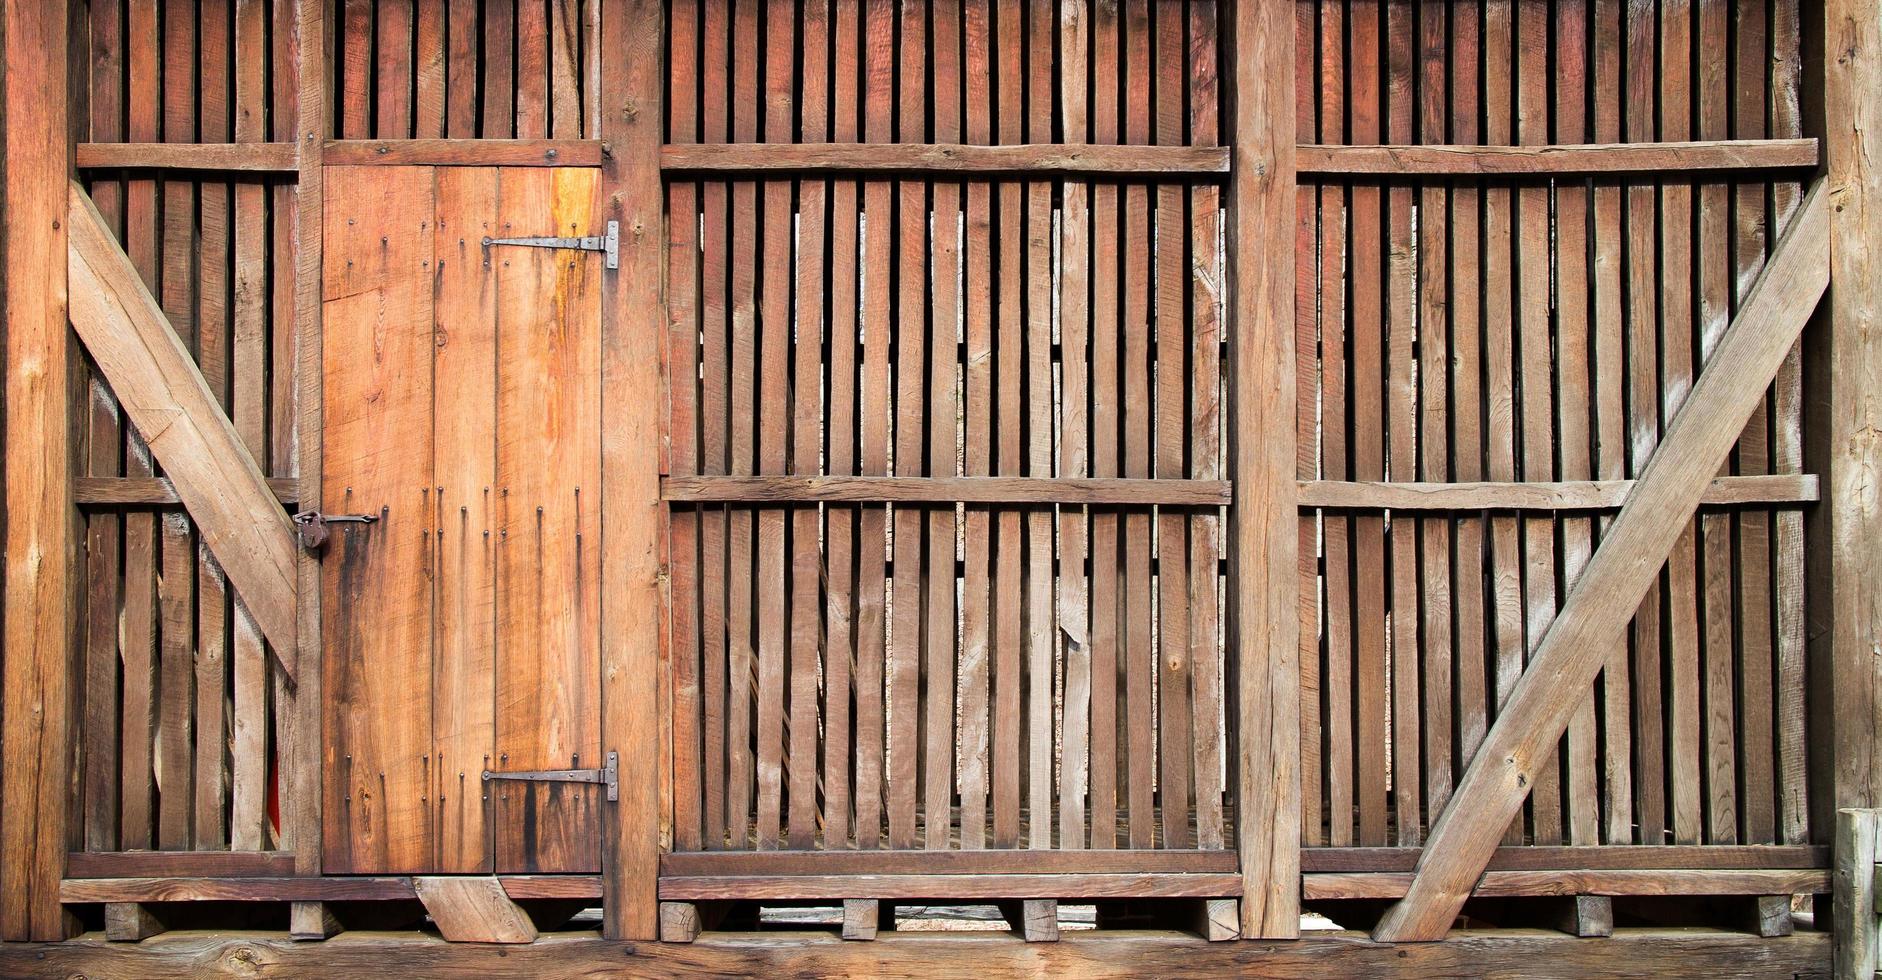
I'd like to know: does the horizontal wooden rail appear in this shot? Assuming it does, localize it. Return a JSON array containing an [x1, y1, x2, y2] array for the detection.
[[324, 139, 604, 167], [658, 872, 1244, 901], [661, 142, 1231, 176], [1298, 139, 1819, 176], [60, 875, 600, 903], [75, 476, 298, 506], [661, 475, 1232, 505], [662, 849, 1238, 877], [1301, 845, 1828, 873], [65, 851, 296, 878], [1305, 868, 1830, 901], [1299, 473, 1817, 511], [75, 141, 299, 172]]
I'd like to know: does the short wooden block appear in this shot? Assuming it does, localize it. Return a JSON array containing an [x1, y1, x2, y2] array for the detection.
[[842, 899, 880, 941], [661, 902, 703, 943], [999, 899, 1058, 942], [1195, 898, 1241, 942], [105, 903, 165, 942], [1750, 895, 1794, 937], [1551, 896, 1614, 938], [413, 877, 538, 944], [289, 902, 340, 941]]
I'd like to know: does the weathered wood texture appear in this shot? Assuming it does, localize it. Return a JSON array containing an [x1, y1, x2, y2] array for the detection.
[[411, 877, 538, 944]]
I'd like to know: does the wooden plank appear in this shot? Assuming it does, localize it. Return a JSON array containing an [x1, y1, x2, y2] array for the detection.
[[722, 0, 759, 853], [492, 167, 603, 873], [155, 509, 194, 850], [1024, 0, 1055, 853], [662, 849, 1238, 876], [1226, 0, 1296, 936], [1834, 809, 1880, 978], [1309, 869, 1830, 902], [75, 476, 299, 505], [925, 0, 963, 854], [514, 0, 548, 139], [0, 929, 1839, 977], [1414, 0, 1452, 830], [1372, 181, 1830, 942], [1189, 0, 1225, 853], [696, 0, 732, 852], [1, 0, 75, 940], [481, 0, 515, 138], [325, 139, 601, 167], [597, 0, 665, 939], [666, 0, 703, 855], [66, 851, 297, 878], [1315, 0, 1352, 851], [61, 877, 418, 903], [431, 165, 498, 872], [1295, 139, 1818, 176], [75, 141, 300, 171], [993, 0, 1028, 852], [1769, 0, 1807, 852], [1083, 0, 1119, 851], [957, 0, 994, 851], [1301, 844, 1828, 872], [498, 875, 604, 900], [658, 874, 1244, 902], [1385, 0, 1419, 847], [1119, 0, 1152, 852], [547, 0, 581, 139], [1294, 0, 1322, 854], [66, 186, 302, 666], [660, 142, 1229, 175], [412, 877, 537, 944], [376, 0, 414, 138], [319, 165, 435, 874], [662, 476, 1233, 505], [1056, 0, 1091, 855]]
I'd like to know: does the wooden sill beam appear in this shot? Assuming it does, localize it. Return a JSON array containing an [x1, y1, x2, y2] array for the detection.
[[75, 141, 299, 172], [657, 873, 1244, 901], [1299, 139, 1819, 176], [323, 139, 603, 167], [661, 475, 1231, 506], [1371, 180, 1831, 942], [1299, 473, 1817, 511], [65, 851, 296, 878], [66, 183, 301, 678], [1302, 844, 1827, 873], [75, 476, 298, 507], [661, 142, 1231, 175], [1309, 868, 1830, 901], [661, 849, 1238, 876]]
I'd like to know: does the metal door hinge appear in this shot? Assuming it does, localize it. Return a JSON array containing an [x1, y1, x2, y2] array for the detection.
[[483, 220, 619, 270], [292, 510, 380, 550], [483, 751, 618, 802]]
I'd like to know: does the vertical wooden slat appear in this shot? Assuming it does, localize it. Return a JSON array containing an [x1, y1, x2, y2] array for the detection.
[[598, 0, 666, 938], [445, 0, 478, 137], [1189, 0, 1225, 852], [1415, 0, 1453, 826], [483, 0, 516, 138], [377, 0, 414, 138], [724, 0, 759, 850], [83, 0, 126, 857], [1057, 0, 1092, 853], [1228, 0, 1299, 937], [668, 0, 703, 855], [854, 0, 894, 850], [821, 0, 860, 850], [1152, 0, 1191, 852], [993, 0, 1027, 851], [1294, 0, 1322, 852], [0, 0, 77, 940], [431, 165, 498, 872], [1119, 0, 1153, 850], [549, 0, 582, 139], [752, 0, 794, 852], [1384, 0, 1419, 847], [1024, 0, 1056, 852], [1769, 0, 1807, 849], [195, 0, 233, 852], [1084, 0, 1118, 851], [958, 0, 994, 852], [1318, 0, 1352, 849], [927, 0, 964, 852], [887, 0, 927, 852], [230, 0, 269, 853], [697, 0, 730, 850], [516, 0, 550, 139]]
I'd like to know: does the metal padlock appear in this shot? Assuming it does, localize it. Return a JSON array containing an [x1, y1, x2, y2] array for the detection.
[[292, 510, 379, 550]]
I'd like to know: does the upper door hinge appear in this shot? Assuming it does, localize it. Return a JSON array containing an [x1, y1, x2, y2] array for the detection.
[[482, 751, 618, 802], [483, 220, 619, 270]]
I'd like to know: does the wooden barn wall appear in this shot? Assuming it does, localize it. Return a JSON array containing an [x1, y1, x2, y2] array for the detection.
[[1294, 0, 1810, 856]]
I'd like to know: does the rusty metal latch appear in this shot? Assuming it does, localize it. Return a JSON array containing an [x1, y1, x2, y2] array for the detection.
[[483, 751, 618, 802], [292, 510, 379, 550], [483, 220, 619, 270]]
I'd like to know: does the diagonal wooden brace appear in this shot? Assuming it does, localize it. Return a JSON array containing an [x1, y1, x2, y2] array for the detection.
[[65, 182, 300, 682], [1372, 179, 1832, 942]]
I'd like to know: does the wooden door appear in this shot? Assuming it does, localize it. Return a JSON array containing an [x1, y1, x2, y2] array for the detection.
[[321, 165, 603, 874]]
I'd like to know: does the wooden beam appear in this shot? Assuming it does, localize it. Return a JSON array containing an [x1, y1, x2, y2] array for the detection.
[[1000, 900, 1060, 942], [1225, 0, 1299, 940], [657, 873, 1242, 902], [1301, 844, 1827, 873], [1296, 139, 1818, 176], [840, 900, 879, 941], [288, 903, 340, 942], [323, 138, 601, 167], [598, 0, 664, 942], [1298, 474, 1817, 511], [74, 476, 299, 506], [60, 877, 418, 903], [104, 903, 166, 942], [660, 902, 704, 943], [1194, 899, 1241, 941], [660, 141, 1229, 176], [1834, 809, 1881, 978], [411, 878, 537, 944], [0, 929, 1835, 978], [1371, 180, 1831, 943], [661, 849, 1238, 877], [1, 0, 78, 942], [74, 141, 299, 172], [1308, 868, 1830, 901], [65, 850, 296, 878], [65, 183, 300, 676], [661, 475, 1232, 506]]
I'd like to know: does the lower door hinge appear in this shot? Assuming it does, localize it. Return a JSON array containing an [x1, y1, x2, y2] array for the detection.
[[482, 751, 618, 802], [483, 220, 619, 270]]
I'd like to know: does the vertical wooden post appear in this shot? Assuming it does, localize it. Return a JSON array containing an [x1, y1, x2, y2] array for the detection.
[[1225, 0, 1298, 940], [598, 0, 665, 941], [1834, 808, 1881, 979], [284, 0, 327, 933], [1, 0, 79, 943], [1820, 0, 1882, 842]]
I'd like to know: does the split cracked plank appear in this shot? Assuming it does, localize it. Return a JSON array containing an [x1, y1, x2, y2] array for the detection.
[[65, 182, 301, 679], [1372, 179, 1830, 942]]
